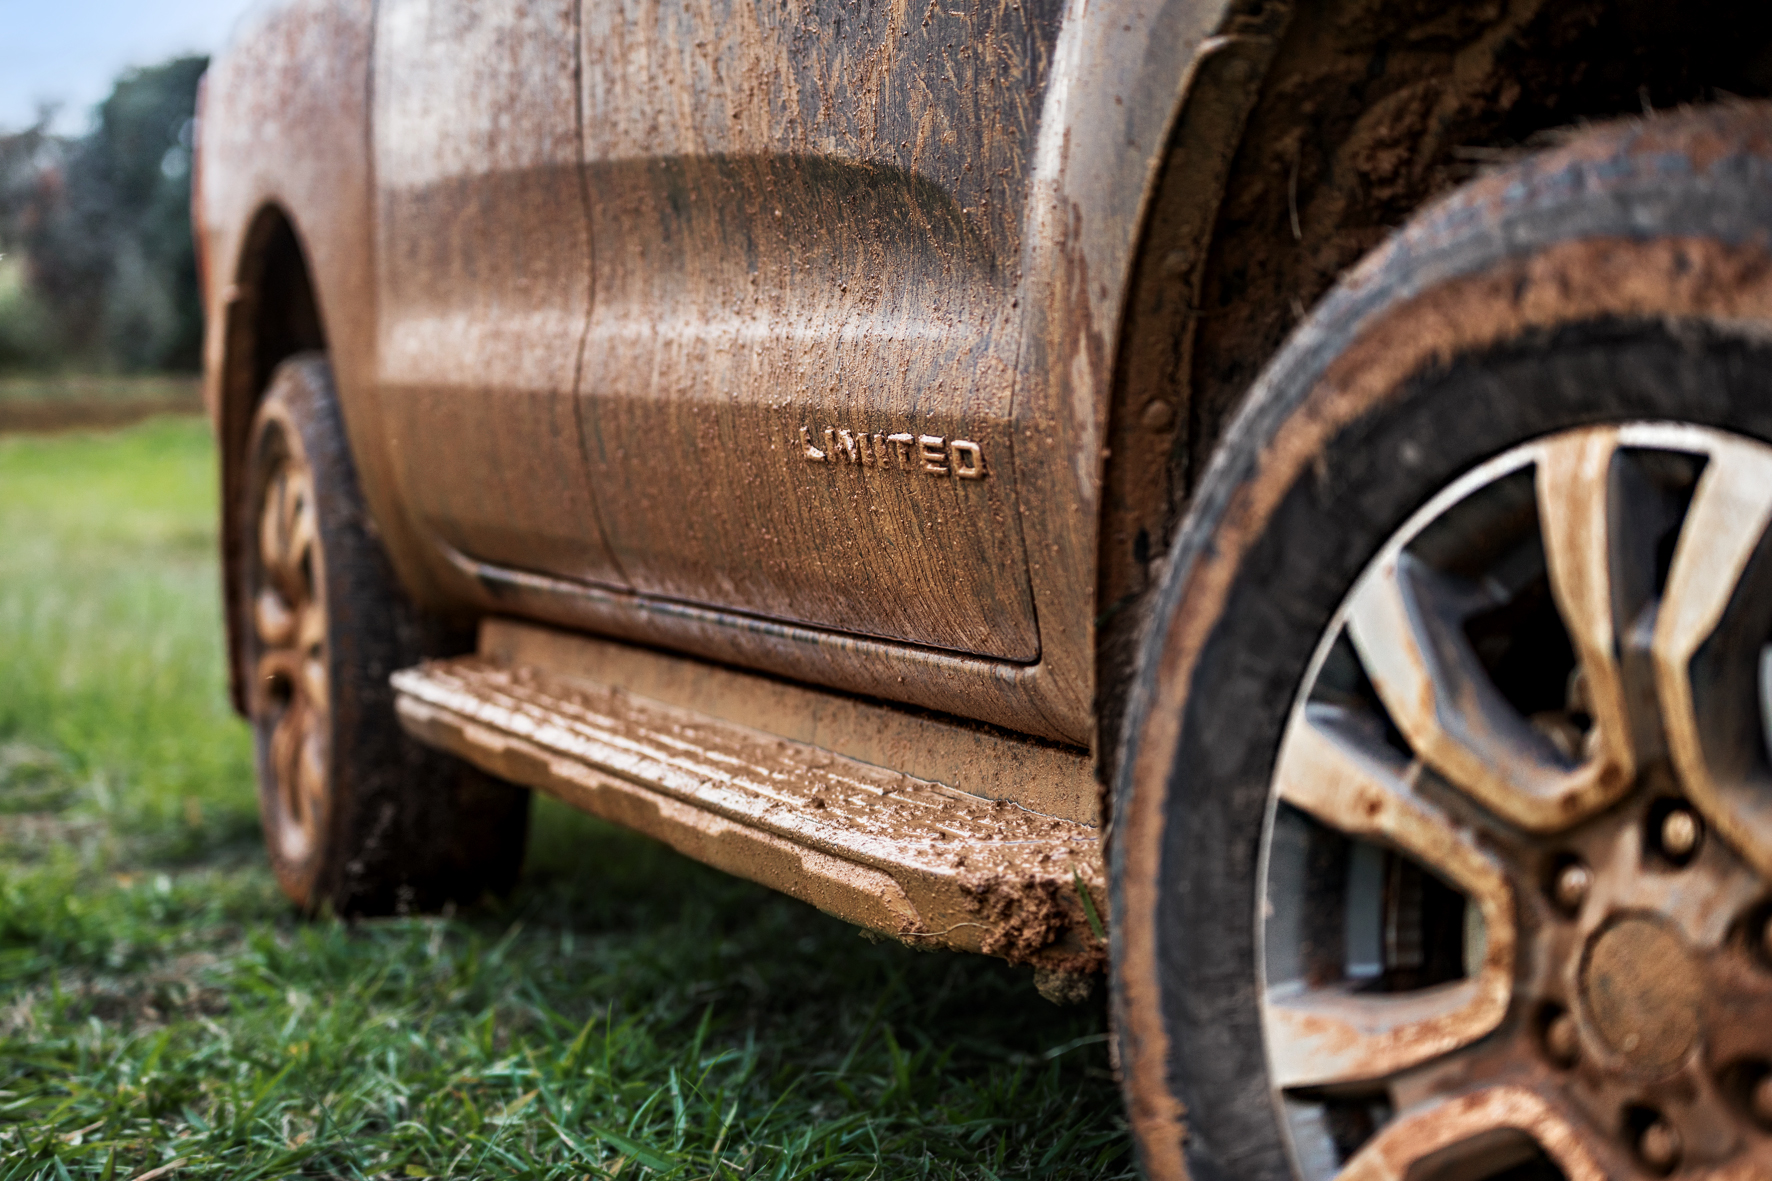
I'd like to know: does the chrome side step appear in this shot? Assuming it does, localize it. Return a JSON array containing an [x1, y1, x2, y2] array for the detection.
[[391, 654, 1105, 970]]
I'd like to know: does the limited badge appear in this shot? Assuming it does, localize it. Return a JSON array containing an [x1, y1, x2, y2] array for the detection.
[[798, 426, 986, 479]]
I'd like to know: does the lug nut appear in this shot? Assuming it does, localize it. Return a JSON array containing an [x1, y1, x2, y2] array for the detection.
[[1553, 861, 1592, 913], [1544, 1010, 1580, 1067], [1660, 807, 1700, 860], [1638, 1116, 1681, 1173], [1752, 1072, 1772, 1126]]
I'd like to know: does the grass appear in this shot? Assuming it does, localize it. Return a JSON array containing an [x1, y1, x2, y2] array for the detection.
[[0, 418, 1128, 1179]]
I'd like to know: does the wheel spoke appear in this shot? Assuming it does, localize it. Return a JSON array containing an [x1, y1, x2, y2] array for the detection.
[[260, 466, 318, 607], [254, 586, 297, 648], [296, 603, 329, 707], [282, 475, 316, 585], [1706, 982, 1772, 1104], [301, 649, 329, 713], [259, 470, 285, 574], [1266, 704, 1515, 1089], [1334, 1085, 1607, 1181], [261, 473, 299, 602], [1654, 435, 1772, 877], [1348, 545, 1626, 833], [1536, 430, 1638, 788], [296, 724, 326, 830], [268, 698, 305, 812]]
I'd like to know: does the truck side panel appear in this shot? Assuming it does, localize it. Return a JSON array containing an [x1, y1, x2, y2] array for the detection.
[[200, 0, 1245, 747]]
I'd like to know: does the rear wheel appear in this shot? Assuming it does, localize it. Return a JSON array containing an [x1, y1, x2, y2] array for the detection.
[[241, 354, 528, 913], [1114, 105, 1772, 1179]]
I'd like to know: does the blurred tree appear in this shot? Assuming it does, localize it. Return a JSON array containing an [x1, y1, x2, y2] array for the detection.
[[0, 113, 57, 242], [4, 56, 207, 374], [0, 114, 66, 370]]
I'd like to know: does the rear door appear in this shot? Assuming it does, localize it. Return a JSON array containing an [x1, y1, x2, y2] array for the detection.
[[372, 0, 627, 589]]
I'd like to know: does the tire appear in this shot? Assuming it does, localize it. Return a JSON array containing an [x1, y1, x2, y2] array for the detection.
[[239, 354, 529, 914], [1113, 105, 1772, 1180]]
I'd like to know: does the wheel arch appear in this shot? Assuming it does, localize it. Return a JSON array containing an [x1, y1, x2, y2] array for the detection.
[[194, 0, 416, 716], [1092, 0, 1772, 787], [212, 202, 328, 714]]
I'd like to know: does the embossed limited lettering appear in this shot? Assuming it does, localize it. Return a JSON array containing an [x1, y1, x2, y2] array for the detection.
[[919, 435, 948, 474], [949, 439, 985, 479], [797, 426, 987, 479]]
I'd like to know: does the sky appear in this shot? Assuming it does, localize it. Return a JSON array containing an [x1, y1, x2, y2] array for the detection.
[[0, 0, 261, 135]]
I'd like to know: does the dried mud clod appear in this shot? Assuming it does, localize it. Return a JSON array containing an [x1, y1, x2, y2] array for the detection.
[[959, 871, 1107, 973]]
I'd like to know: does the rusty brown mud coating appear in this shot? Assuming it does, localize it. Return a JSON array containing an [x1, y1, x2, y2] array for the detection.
[[1117, 108, 1772, 1179], [479, 619, 1100, 825], [198, 0, 384, 715], [197, 0, 1259, 749]]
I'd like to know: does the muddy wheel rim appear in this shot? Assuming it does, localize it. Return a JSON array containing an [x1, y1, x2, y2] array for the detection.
[[250, 432, 329, 868], [1260, 422, 1772, 1179]]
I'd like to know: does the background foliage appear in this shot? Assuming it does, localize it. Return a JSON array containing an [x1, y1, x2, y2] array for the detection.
[[0, 56, 206, 375]]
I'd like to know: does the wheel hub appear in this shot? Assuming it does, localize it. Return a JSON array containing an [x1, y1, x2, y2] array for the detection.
[[1260, 422, 1772, 1179], [1580, 915, 1702, 1076]]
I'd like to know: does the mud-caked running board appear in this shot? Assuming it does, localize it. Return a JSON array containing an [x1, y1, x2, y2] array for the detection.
[[391, 655, 1105, 970]]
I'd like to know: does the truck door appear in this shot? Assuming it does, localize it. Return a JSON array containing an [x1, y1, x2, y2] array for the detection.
[[571, 1, 1056, 662], [372, 0, 627, 589]]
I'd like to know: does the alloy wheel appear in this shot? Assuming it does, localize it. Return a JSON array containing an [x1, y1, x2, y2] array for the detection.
[[250, 431, 330, 869], [1263, 422, 1772, 1178]]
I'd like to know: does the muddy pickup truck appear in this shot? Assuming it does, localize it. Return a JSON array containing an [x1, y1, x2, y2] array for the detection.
[[194, 0, 1772, 1176]]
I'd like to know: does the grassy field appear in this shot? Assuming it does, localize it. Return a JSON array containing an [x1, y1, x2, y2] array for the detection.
[[0, 418, 1128, 1179]]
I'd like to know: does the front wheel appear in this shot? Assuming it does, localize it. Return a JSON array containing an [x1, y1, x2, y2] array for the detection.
[[1115, 105, 1772, 1179], [240, 354, 529, 914]]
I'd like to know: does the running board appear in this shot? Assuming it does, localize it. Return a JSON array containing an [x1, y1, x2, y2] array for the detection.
[[391, 655, 1106, 971]]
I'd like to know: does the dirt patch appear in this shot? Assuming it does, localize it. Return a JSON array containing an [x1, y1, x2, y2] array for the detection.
[[0, 396, 203, 434], [0, 376, 202, 434]]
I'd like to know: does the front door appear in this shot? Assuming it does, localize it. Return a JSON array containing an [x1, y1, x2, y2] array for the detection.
[[571, 0, 1060, 661]]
